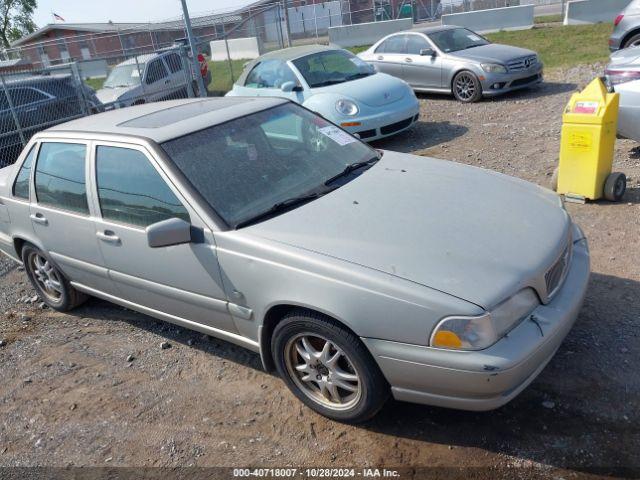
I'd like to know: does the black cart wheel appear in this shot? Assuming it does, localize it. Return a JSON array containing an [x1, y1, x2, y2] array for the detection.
[[272, 310, 389, 423], [603, 172, 626, 202]]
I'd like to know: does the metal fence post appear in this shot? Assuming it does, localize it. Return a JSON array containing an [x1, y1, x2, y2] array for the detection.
[[0, 74, 26, 147], [224, 37, 235, 85], [135, 55, 149, 101], [70, 62, 90, 115]]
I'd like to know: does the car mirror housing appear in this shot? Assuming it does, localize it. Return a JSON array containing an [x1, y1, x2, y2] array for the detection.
[[146, 217, 192, 248], [281, 81, 302, 92], [420, 48, 437, 57]]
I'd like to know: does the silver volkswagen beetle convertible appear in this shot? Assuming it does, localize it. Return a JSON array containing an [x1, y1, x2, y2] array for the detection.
[[358, 25, 543, 102], [0, 98, 589, 422]]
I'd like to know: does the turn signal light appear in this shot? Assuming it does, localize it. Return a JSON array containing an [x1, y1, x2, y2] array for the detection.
[[340, 121, 361, 127], [432, 330, 463, 348]]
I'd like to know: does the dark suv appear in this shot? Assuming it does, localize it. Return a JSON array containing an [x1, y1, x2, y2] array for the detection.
[[0, 74, 100, 167]]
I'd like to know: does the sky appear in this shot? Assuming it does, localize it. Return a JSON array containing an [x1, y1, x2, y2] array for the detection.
[[33, 0, 255, 27]]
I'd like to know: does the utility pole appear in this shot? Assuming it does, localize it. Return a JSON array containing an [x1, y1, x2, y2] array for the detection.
[[180, 0, 207, 98]]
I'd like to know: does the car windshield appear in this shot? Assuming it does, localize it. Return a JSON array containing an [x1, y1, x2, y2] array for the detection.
[[292, 50, 375, 88], [161, 103, 378, 228], [103, 64, 144, 88], [427, 28, 489, 53]]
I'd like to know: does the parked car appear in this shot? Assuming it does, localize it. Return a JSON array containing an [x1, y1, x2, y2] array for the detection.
[[0, 98, 589, 422], [609, 0, 640, 51], [96, 50, 192, 109], [226, 45, 420, 141], [358, 26, 543, 103], [0, 74, 100, 167], [604, 46, 640, 141]]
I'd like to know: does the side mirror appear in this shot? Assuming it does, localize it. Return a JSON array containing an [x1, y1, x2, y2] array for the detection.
[[281, 81, 302, 92], [146, 217, 192, 248], [420, 48, 437, 57]]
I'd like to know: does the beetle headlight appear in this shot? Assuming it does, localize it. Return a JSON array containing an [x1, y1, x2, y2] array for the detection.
[[430, 289, 540, 350], [481, 63, 508, 74], [335, 99, 359, 116]]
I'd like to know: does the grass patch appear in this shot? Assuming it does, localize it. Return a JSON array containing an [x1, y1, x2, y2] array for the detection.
[[207, 59, 249, 95], [534, 14, 563, 24], [85, 77, 105, 91], [486, 23, 612, 69]]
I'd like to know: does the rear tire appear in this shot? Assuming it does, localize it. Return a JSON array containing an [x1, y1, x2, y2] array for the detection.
[[21, 244, 88, 312], [623, 33, 640, 49], [604, 172, 626, 202], [272, 310, 389, 423], [452, 71, 483, 103]]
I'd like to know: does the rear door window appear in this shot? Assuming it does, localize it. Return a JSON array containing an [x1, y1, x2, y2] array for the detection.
[[375, 35, 406, 54], [146, 59, 169, 85], [13, 144, 37, 199], [165, 53, 183, 74], [35, 142, 89, 214]]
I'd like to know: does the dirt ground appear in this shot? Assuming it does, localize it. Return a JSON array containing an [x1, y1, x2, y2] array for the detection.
[[1, 64, 639, 479]]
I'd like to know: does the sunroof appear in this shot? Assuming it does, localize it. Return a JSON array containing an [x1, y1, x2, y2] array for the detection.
[[119, 98, 244, 128]]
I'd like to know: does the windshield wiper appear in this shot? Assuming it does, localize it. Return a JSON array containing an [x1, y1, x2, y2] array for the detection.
[[345, 72, 371, 81], [313, 79, 346, 87], [235, 189, 334, 229], [324, 157, 379, 186]]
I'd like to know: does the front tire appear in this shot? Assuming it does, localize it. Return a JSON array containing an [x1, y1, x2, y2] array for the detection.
[[272, 310, 389, 423], [452, 70, 483, 103], [21, 244, 88, 311], [623, 33, 640, 49]]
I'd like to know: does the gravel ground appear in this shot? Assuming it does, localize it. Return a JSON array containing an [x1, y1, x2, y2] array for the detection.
[[0, 64, 638, 479]]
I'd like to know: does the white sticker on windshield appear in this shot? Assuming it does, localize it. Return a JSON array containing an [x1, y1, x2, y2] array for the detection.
[[318, 126, 357, 146], [350, 57, 368, 67], [467, 34, 482, 41]]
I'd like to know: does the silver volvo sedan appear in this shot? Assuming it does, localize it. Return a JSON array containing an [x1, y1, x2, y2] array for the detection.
[[0, 98, 589, 422], [358, 25, 543, 102]]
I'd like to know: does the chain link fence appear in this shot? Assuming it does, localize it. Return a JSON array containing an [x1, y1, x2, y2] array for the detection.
[[0, 46, 198, 168], [0, 0, 566, 166]]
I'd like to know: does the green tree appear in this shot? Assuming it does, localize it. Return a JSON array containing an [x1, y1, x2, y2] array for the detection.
[[1, 0, 37, 49]]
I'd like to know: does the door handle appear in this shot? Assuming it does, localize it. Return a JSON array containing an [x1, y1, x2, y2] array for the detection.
[[377, 56, 384, 61], [405, 57, 413, 63], [96, 230, 121, 244], [30, 213, 48, 225]]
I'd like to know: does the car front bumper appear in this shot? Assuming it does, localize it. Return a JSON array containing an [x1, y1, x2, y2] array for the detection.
[[480, 64, 544, 97], [337, 96, 420, 142], [362, 225, 590, 411]]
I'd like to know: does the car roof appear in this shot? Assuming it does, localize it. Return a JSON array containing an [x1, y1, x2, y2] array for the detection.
[[409, 25, 460, 35], [236, 44, 340, 85], [43, 97, 288, 143]]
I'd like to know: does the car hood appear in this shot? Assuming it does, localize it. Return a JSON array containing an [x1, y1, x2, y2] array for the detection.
[[608, 46, 640, 68], [96, 86, 135, 104], [312, 73, 410, 107], [449, 43, 537, 64], [245, 152, 570, 309]]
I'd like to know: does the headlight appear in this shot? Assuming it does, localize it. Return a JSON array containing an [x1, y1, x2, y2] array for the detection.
[[481, 63, 508, 74], [335, 99, 359, 116], [430, 289, 540, 350]]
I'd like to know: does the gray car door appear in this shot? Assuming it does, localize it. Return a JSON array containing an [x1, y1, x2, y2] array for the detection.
[[90, 142, 237, 333], [403, 34, 443, 89], [29, 140, 116, 294], [370, 34, 406, 78]]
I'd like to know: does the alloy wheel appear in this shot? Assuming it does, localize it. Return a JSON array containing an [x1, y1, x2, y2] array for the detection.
[[454, 73, 477, 101], [28, 253, 63, 302], [284, 333, 362, 411]]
